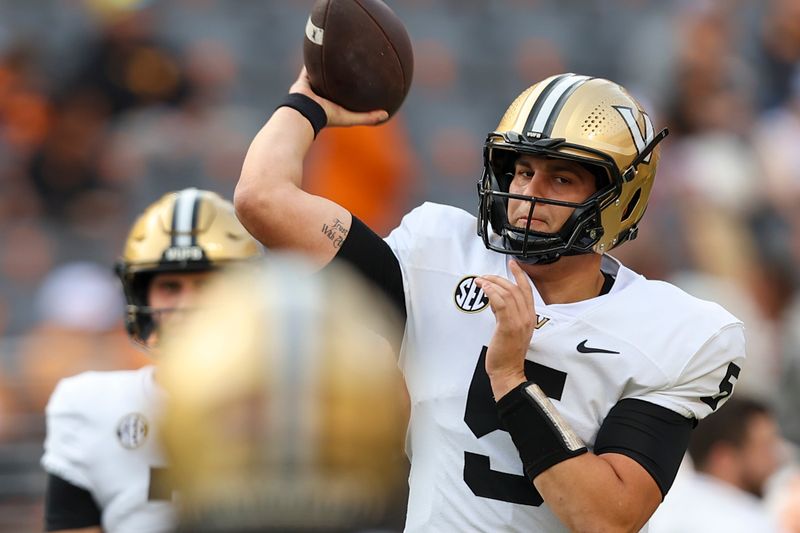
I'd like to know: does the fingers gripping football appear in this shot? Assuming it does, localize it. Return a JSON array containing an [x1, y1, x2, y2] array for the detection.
[[476, 261, 536, 391], [289, 67, 388, 127]]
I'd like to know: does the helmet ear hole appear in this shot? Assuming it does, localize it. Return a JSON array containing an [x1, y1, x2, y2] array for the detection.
[[621, 188, 641, 222]]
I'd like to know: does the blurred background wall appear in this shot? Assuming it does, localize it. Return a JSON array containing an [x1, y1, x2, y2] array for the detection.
[[0, 0, 799, 530]]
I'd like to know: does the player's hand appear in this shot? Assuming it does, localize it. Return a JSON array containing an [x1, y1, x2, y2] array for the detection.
[[289, 67, 388, 127], [476, 260, 535, 400]]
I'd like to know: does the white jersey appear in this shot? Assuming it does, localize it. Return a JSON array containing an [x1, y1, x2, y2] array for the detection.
[[42, 366, 176, 533], [649, 467, 783, 533], [385, 203, 746, 533]]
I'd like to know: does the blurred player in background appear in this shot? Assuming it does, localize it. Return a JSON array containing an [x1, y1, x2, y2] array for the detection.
[[40, 188, 262, 532], [159, 256, 408, 533], [649, 396, 786, 533], [234, 68, 746, 532]]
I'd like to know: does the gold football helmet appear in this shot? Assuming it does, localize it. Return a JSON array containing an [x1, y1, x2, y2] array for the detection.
[[159, 257, 407, 532], [116, 188, 262, 346], [477, 73, 668, 263]]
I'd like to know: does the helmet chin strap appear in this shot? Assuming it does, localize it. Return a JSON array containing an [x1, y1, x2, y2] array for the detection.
[[509, 239, 594, 265], [512, 250, 562, 265]]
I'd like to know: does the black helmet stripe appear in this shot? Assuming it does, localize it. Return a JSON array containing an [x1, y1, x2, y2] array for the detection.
[[524, 74, 591, 137], [171, 187, 201, 247], [542, 76, 593, 137], [523, 73, 571, 136], [189, 192, 201, 246]]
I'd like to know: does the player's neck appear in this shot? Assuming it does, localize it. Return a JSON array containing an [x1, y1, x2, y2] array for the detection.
[[519, 253, 604, 305]]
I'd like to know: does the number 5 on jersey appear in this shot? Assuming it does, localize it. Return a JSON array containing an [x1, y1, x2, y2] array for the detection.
[[463, 346, 567, 506]]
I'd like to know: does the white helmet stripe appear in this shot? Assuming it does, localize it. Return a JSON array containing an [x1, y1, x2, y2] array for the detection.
[[529, 74, 590, 135], [271, 265, 321, 477], [171, 188, 200, 247], [615, 106, 656, 163], [523, 73, 571, 135]]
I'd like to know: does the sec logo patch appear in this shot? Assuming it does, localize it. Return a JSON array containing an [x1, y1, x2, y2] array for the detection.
[[454, 276, 489, 313], [117, 412, 149, 450]]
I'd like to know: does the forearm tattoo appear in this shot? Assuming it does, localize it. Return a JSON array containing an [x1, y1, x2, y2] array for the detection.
[[321, 218, 348, 249]]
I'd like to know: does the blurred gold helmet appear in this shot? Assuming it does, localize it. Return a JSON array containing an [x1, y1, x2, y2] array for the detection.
[[115, 188, 262, 346], [477, 73, 669, 264], [159, 257, 407, 533]]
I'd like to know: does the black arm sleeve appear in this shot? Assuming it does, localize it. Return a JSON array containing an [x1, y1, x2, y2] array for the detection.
[[44, 473, 101, 531], [594, 398, 694, 499], [331, 215, 406, 323]]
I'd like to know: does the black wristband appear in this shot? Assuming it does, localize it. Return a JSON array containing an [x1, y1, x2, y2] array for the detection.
[[277, 93, 328, 138], [497, 381, 588, 482]]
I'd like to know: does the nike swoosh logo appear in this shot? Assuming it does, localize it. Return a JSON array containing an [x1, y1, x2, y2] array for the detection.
[[576, 340, 620, 354]]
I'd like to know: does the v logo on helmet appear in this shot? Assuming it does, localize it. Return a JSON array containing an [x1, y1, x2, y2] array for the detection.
[[614, 106, 655, 163]]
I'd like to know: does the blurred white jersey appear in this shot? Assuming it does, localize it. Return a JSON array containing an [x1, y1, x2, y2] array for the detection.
[[42, 365, 176, 533], [649, 466, 783, 533], [385, 203, 746, 533]]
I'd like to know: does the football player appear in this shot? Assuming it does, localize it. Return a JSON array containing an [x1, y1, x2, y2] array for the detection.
[[649, 396, 785, 532], [158, 257, 407, 532], [234, 70, 746, 532], [41, 188, 262, 533]]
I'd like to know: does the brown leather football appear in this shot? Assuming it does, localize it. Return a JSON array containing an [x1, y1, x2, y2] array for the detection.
[[303, 0, 414, 118]]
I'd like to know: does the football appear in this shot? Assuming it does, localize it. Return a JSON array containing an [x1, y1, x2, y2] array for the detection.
[[303, 0, 414, 117]]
